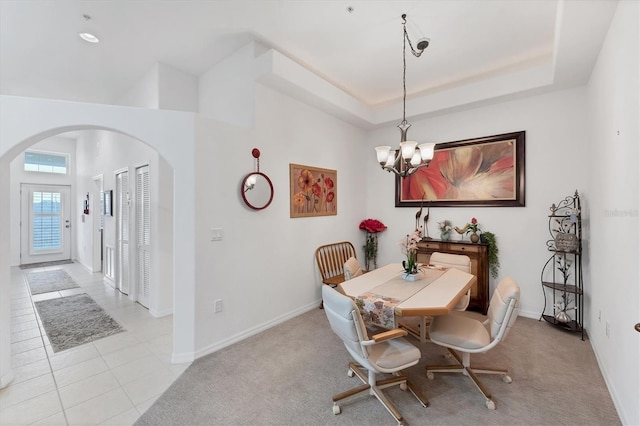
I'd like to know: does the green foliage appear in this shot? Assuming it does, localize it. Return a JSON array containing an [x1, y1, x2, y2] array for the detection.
[[482, 231, 500, 279]]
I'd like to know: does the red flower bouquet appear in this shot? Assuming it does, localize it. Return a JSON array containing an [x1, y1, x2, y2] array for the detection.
[[359, 219, 387, 233], [359, 219, 387, 270]]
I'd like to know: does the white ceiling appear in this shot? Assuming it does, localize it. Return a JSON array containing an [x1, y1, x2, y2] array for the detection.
[[0, 0, 618, 124]]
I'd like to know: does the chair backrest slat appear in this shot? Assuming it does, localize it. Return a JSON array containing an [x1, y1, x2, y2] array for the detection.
[[315, 241, 356, 284]]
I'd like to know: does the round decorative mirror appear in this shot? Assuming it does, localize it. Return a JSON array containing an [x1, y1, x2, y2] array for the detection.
[[241, 149, 274, 210], [242, 172, 274, 210]]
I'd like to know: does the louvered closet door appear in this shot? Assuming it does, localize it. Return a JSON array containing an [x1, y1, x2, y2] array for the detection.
[[116, 170, 130, 295], [136, 165, 150, 308]]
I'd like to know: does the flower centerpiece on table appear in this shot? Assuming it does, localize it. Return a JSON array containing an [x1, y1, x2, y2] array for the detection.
[[400, 227, 423, 277], [438, 220, 453, 241], [359, 219, 387, 270]]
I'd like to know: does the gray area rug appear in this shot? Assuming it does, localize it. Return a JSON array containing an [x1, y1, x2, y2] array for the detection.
[[135, 309, 620, 426], [19, 259, 74, 269], [26, 269, 80, 295], [34, 294, 125, 352]]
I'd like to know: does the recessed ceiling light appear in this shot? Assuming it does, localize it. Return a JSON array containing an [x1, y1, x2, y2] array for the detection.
[[79, 32, 99, 43]]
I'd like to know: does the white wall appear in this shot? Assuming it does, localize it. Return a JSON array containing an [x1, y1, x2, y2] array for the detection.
[[115, 63, 160, 109], [115, 62, 198, 113], [199, 42, 256, 127], [9, 136, 77, 266], [192, 83, 368, 355], [585, 1, 639, 424], [158, 63, 199, 113], [366, 87, 590, 320]]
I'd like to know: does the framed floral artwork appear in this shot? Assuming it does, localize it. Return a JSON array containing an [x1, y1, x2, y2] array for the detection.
[[289, 164, 337, 218], [396, 131, 525, 207]]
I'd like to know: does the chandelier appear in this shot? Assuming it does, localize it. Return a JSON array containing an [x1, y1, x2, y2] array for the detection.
[[375, 14, 435, 178]]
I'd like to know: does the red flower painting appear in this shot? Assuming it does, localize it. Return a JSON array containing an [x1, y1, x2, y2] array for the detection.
[[289, 164, 337, 218]]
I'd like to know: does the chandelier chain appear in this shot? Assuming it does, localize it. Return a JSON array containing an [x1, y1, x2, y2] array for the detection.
[[374, 14, 434, 179], [401, 15, 424, 124]]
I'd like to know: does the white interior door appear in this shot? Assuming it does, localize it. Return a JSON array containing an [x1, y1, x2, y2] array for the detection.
[[135, 165, 150, 308], [92, 175, 104, 273], [20, 184, 71, 265], [116, 170, 130, 295]]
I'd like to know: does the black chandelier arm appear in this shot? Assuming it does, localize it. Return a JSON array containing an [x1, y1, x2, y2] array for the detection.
[[379, 147, 432, 178], [380, 161, 430, 178]]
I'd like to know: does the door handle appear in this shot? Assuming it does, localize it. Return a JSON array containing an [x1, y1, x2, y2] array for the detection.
[[635, 323, 640, 333]]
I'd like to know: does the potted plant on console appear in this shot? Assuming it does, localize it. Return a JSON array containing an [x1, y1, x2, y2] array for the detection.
[[480, 231, 500, 279]]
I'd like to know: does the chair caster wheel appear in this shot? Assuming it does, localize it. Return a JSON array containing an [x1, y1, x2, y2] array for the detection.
[[347, 369, 354, 377], [400, 382, 407, 391], [426, 372, 435, 380], [502, 375, 512, 383], [332, 404, 341, 415], [486, 399, 496, 410]]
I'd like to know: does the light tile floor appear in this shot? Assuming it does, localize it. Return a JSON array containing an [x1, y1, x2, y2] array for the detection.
[[0, 263, 190, 425]]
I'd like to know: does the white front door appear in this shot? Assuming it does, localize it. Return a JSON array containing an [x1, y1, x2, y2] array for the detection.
[[20, 184, 71, 265]]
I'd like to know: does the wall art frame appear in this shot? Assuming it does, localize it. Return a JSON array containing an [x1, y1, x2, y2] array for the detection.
[[289, 163, 337, 218], [396, 131, 525, 207]]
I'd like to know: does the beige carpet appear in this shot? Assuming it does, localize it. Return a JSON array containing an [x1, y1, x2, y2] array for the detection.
[[136, 309, 620, 426]]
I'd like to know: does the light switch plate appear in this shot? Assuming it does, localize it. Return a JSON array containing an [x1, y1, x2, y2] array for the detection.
[[210, 228, 223, 241]]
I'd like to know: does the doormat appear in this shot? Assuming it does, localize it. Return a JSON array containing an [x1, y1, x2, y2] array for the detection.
[[26, 270, 80, 295], [34, 294, 125, 352], [20, 259, 74, 269]]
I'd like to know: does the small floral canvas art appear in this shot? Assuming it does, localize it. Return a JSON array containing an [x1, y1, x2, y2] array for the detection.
[[289, 164, 337, 218]]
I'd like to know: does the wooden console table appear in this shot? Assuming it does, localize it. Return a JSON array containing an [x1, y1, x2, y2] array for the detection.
[[416, 239, 489, 314]]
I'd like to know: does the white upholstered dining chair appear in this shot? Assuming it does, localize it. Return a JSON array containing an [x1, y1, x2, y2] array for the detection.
[[425, 276, 520, 410], [399, 252, 471, 342], [322, 285, 428, 425], [430, 252, 472, 311]]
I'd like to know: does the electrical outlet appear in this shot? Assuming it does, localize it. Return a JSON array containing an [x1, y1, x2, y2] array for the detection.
[[210, 228, 223, 241], [214, 299, 223, 313], [605, 320, 610, 337]]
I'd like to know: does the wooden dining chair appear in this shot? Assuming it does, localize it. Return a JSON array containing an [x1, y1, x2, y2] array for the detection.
[[315, 241, 358, 309]]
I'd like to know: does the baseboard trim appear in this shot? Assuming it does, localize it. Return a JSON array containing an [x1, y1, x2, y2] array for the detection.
[[103, 276, 115, 289], [0, 369, 14, 389], [189, 300, 320, 362], [518, 309, 541, 320], [150, 307, 173, 318], [589, 334, 628, 424]]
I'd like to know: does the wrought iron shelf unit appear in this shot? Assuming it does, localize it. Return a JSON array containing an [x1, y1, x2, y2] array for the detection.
[[540, 191, 584, 340], [541, 281, 583, 294]]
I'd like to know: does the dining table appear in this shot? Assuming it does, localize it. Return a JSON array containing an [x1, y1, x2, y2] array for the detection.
[[338, 263, 476, 342]]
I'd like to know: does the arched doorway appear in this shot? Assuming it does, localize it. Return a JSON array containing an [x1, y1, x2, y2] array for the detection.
[[0, 96, 196, 387]]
